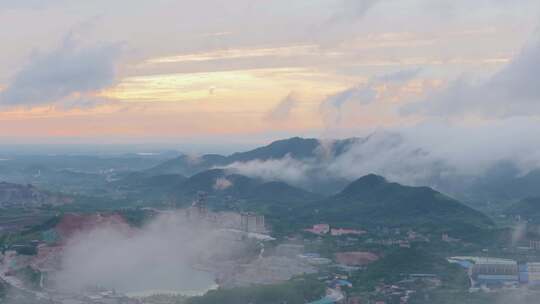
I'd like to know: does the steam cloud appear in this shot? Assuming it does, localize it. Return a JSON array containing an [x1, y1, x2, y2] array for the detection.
[[214, 177, 233, 190], [52, 212, 230, 295], [0, 33, 121, 108]]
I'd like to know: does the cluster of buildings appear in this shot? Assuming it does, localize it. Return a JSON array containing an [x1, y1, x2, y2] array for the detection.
[[448, 256, 540, 289], [184, 194, 267, 234], [304, 224, 366, 237], [530, 240, 540, 251], [361, 230, 433, 250]]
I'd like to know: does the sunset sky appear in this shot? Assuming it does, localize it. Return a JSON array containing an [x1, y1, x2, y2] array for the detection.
[[1, 0, 540, 148]]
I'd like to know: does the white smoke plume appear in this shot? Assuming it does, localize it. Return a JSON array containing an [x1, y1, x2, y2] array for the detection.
[[213, 177, 233, 190], [51, 212, 233, 295]]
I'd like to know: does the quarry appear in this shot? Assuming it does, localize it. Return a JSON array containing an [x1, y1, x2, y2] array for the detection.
[[0, 198, 324, 304]]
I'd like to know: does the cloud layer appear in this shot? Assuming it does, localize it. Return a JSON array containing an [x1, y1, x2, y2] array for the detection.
[[226, 118, 540, 188], [402, 39, 540, 118], [320, 68, 422, 125], [0, 35, 120, 108], [265, 92, 300, 122]]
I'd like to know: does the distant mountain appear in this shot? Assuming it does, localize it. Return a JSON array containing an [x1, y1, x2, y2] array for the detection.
[[247, 181, 319, 203], [113, 168, 321, 210], [450, 162, 540, 202], [227, 137, 321, 162], [172, 169, 320, 204], [300, 174, 493, 236], [506, 197, 540, 223], [116, 172, 187, 189], [112, 172, 188, 201], [0, 181, 72, 208], [478, 168, 540, 201], [145, 137, 358, 177], [146, 154, 228, 176], [0, 153, 178, 196], [178, 169, 260, 197]]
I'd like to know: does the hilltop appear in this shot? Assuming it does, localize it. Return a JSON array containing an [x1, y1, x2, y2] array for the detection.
[[145, 137, 358, 177], [296, 174, 493, 237]]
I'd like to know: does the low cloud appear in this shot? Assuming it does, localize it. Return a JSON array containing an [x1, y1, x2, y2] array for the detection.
[[225, 154, 313, 185], [402, 38, 540, 118], [224, 118, 540, 187], [320, 68, 421, 125], [265, 92, 299, 121], [0, 34, 121, 108]]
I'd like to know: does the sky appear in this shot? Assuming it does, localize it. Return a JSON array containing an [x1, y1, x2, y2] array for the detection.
[[1, 0, 540, 148]]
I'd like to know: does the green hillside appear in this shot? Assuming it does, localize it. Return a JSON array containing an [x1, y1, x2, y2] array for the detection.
[[506, 197, 540, 223], [145, 137, 358, 177], [296, 174, 493, 237]]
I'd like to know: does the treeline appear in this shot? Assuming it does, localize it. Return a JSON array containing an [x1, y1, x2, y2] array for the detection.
[[187, 278, 325, 304]]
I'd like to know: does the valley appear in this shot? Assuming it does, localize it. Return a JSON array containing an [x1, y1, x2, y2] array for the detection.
[[2, 137, 540, 304]]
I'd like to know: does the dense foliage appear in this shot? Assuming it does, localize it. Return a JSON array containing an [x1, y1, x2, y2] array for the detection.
[[187, 278, 325, 304]]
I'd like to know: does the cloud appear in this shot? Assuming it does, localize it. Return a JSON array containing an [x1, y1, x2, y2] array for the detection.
[[377, 68, 422, 83], [225, 154, 312, 184], [328, 0, 379, 24], [52, 212, 233, 294], [0, 0, 66, 10], [265, 92, 299, 121], [223, 118, 540, 188], [320, 68, 421, 124], [0, 34, 121, 108], [402, 38, 540, 118], [324, 85, 377, 109]]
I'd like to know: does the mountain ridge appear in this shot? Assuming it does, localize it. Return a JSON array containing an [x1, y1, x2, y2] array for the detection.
[[296, 173, 494, 237]]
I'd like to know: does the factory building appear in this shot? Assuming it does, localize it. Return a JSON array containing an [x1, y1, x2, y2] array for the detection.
[[186, 191, 209, 220], [449, 256, 540, 287], [519, 263, 529, 284], [522, 262, 540, 285], [470, 259, 519, 286], [240, 212, 266, 234], [182, 191, 268, 234]]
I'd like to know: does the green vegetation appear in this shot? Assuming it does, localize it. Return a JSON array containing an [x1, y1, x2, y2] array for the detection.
[[187, 277, 325, 304], [295, 174, 494, 239], [410, 289, 540, 304], [22, 214, 62, 234], [352, 247, 469, 292], [57, 195, 141, 212], [506, 197, 540, 222], [146, 137, 330, 176]]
